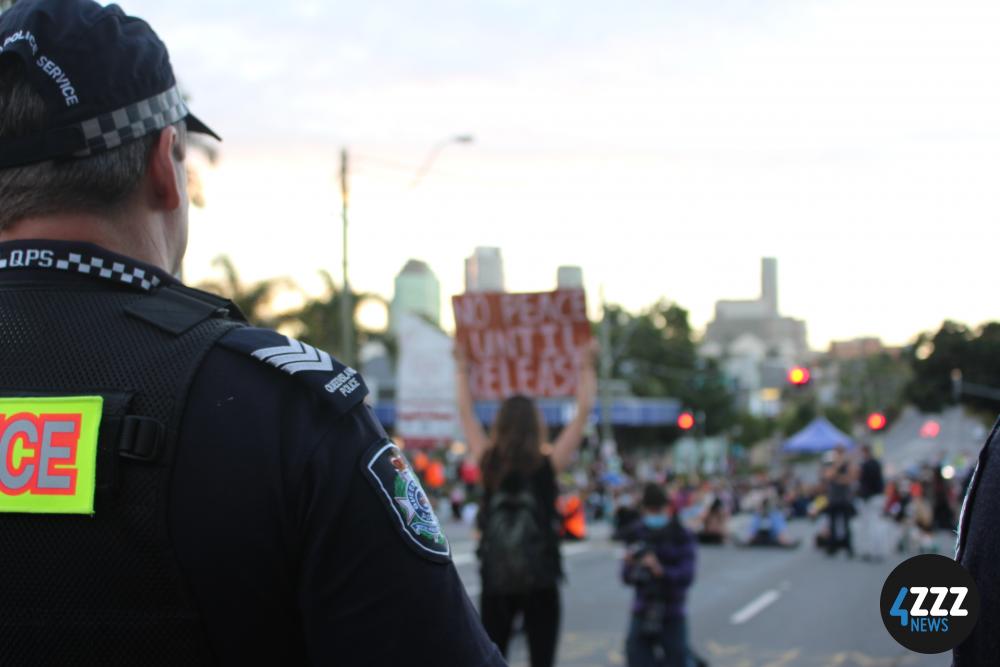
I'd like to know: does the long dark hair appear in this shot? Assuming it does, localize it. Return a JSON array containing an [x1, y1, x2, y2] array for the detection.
[[481, 394, 548, 492]]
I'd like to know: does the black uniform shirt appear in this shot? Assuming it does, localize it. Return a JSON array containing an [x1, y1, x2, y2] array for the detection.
[[0, 240, 505, 667], [954, 417, 1000, 665]]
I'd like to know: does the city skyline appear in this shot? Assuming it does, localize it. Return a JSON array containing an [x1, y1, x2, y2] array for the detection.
[[118, 0, 1000, 350], [375, 251, 909, 355]]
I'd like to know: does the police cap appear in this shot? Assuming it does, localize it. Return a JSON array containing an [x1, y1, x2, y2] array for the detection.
[[0, 0, 219, 169]]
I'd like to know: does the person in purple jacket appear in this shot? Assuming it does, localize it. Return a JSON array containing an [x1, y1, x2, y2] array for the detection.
[[622, 483, 698, 667]]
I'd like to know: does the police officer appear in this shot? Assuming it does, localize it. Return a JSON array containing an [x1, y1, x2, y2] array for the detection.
[[955, 421, 1000, 664], [0, 2, 505, 665]]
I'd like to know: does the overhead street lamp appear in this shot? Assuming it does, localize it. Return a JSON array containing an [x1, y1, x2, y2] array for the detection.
[[337, 134, 474, 366], [410, 134, 475, 188]]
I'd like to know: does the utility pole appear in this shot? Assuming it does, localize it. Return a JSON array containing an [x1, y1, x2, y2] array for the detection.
[[599, 287, 614, 452], [339, 148, 355, 367]]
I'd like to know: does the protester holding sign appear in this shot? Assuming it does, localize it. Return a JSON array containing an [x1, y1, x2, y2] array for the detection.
[[455, 339, 597, 667]]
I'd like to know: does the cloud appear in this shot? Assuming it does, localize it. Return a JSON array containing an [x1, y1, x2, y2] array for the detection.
[[126, 0, 1000, 347]]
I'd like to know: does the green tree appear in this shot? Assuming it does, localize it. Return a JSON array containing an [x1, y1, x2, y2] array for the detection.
[[906, 319, 1000, 419], [778, 400, 817, 437], [822, 404, 853, 435], [732, 412, 776, 448], [195, 255, 292, 329], [605, 299, 736, 436], [836, 351, 912, 425], [607, 300, 695, 398], [290, 270, 391, 364], [964, 322, 1000, 416], [680, 357, 737, 436], [196, 260, 390, 365], [906, 320, 973, 412]]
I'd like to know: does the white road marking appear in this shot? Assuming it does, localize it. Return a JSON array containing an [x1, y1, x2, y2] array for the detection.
[[730, 589, 781, 625]]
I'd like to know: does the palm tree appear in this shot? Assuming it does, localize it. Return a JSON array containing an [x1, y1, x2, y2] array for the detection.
[[195, 255, 293, 329], [195, 261, 390, 365], [292, 270, 388, 363]]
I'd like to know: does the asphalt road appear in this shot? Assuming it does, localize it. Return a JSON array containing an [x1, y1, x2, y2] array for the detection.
[[443, 408, 993, 666], [448, 518, 950, 667]]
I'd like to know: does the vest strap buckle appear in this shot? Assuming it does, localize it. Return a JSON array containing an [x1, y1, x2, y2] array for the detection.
[[118, 416, 164, 462]]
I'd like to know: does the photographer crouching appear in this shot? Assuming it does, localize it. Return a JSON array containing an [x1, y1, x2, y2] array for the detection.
[[621, 483, 699, 667]]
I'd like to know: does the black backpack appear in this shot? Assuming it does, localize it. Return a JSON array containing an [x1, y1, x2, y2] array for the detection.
[[479, 488, 550, 594]]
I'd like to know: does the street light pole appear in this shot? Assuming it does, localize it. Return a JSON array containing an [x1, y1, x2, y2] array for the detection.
[[339, 148, 354, 367], [337, 135, 472, 367]]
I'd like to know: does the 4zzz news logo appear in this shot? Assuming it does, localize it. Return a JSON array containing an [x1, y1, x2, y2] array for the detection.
[[880, 554, 980, 654], [887, 585, 970, 633]]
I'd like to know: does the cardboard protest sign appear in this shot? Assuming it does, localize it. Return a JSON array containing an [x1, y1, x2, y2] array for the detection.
[[452, 289, 592, 400]]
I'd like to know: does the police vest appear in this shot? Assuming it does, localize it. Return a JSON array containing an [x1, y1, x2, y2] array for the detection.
[[0, 275, 243, 666]]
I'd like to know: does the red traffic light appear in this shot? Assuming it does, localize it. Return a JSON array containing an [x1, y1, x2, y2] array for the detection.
[[677, 412, 695, 430], [867, 413, 887, 431], [787, 366, 811, 385]]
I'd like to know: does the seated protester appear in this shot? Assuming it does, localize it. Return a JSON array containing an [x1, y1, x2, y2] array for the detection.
[[807, 492, 829, 520], [884, 480, 903, 520], [696, 497, 729, 545], [746, 497, 798, 548], [621, 484, 696, 667], [908, 483, 938, 553], [786, 482, 812, 519]]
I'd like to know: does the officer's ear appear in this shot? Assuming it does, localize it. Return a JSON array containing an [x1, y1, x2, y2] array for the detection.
[[146, 126, 186, 212]]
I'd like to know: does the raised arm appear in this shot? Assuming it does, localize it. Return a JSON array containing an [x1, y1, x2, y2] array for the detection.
[[550, 342, 598, 473], [453, 346, 490, 464]]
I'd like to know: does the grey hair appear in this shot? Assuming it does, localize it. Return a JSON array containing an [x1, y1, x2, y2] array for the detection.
[[0, 57, 183, 231]]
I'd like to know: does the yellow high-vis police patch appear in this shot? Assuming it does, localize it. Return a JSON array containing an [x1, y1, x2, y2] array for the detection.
[[0, 396, 103, 515]]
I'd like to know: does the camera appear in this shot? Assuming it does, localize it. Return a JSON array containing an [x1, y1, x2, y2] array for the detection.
[[628, 542, 668, 638]]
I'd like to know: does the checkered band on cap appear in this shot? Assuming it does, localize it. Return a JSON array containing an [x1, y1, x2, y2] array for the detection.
[[74, 85, 188, 158]]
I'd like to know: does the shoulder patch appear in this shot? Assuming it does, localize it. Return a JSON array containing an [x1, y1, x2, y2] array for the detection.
[[362, 439, 451, 563], [217, 327, 368, 415]]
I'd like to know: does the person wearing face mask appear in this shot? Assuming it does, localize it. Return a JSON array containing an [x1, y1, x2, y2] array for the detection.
[[621, 483, 698, 667]]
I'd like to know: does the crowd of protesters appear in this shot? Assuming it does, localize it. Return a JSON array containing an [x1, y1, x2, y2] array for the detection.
[[431, 439, 968, 563], [403, 425, 971, 667]]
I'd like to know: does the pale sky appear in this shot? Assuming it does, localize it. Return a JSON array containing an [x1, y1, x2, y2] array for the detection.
[[122, 0, 1000, 349]]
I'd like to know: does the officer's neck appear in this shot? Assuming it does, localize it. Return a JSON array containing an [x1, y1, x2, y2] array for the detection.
[[1, 212, 177, 274]]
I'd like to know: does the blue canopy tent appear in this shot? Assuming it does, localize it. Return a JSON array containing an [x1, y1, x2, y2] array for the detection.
[[782, 417, 855, 454]]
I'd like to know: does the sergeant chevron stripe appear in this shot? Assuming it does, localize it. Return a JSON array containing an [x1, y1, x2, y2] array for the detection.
[[251, 337, 334, 374]]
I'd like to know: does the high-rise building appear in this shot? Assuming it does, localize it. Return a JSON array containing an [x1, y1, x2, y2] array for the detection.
[[761, 256, 778, 315], [557, 265, 584, 289], [700, 257, 809, 416], [390, 259, 441, 333], [464, 247, 505, 292]]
